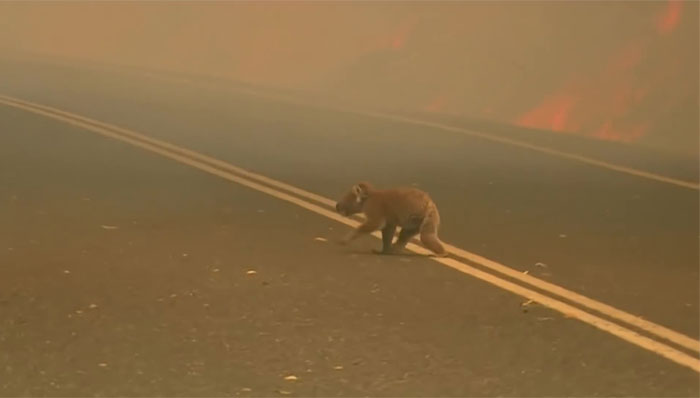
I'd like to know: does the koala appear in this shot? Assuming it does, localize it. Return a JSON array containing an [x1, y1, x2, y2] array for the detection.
[[335, 181, 448, 257]]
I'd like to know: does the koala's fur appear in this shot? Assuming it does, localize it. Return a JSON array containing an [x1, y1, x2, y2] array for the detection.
[[335, 182, 448, 257]]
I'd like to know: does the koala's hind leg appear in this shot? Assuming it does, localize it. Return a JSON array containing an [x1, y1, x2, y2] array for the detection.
[[391, 226, 420, 253], [419, 215, 448, 257], [372, 223, 397, 254]]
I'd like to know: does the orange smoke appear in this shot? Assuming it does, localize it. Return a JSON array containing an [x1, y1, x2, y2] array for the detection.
[[657, 0, 683, 35]]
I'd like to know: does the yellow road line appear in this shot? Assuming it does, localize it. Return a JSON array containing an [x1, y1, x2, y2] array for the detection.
[[2, 95, 699, 373], [2, 93, 697, 355]]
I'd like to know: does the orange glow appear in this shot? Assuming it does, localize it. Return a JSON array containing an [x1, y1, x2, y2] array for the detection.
[[608, 42, 644, 73], [376, 21, 415, 51], [1, 3, 693, 150], [513, 24, 686, 145], [424, 95, 448, 113], [516, 75, 651, 143], [391, 31, 407, 50], [517, 93, 577, 132], [594, 122, 648, 143], [657, 0, 683, 35]]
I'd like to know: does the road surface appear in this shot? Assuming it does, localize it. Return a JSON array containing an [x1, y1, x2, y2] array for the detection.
[[1, 56, 698, 396]]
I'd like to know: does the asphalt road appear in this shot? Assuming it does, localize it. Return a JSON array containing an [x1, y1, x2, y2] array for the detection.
[[1, 57, 698, 396]]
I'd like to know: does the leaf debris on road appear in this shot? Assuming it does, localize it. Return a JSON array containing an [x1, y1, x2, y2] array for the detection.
[[521, 299, 538, 313]]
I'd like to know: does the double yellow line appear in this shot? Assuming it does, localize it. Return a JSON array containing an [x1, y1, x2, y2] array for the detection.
[[1, 93, 698, 373]]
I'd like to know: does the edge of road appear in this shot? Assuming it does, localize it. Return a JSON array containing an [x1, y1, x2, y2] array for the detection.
[[2, 93, 698, 374]]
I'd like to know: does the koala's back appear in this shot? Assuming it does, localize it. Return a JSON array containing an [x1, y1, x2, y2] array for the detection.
[[365, 186, 434, 225]]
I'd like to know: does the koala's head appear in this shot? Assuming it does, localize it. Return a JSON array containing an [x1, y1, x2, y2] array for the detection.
[[335, 182, 372, 217]]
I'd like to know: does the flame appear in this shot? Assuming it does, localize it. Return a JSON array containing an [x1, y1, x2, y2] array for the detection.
[[515, 74, 651, 143], [657, 0, 683, 35], [517, 93, 578, 132], [513, 29, 677, 144], [506, 0, 693, 144]]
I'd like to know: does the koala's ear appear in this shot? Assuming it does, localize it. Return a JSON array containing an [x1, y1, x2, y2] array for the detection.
[[352, 184, 364, 197], [353, 182, 371, 199]]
